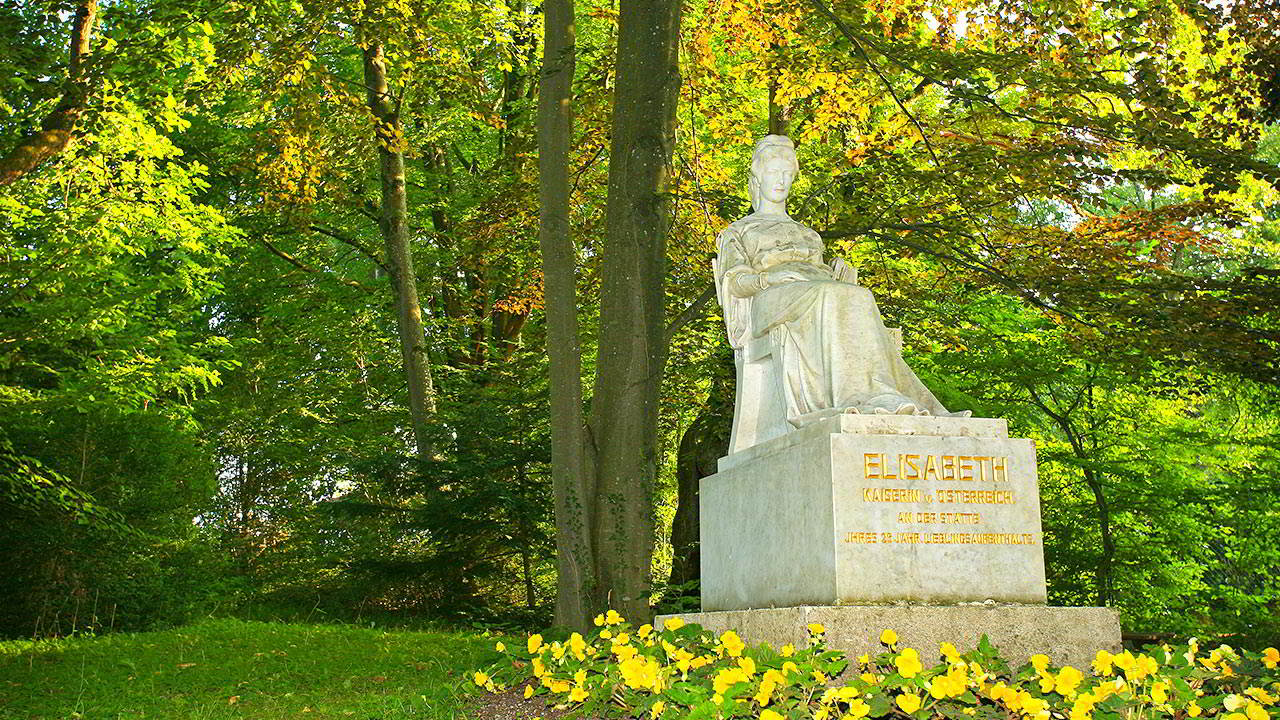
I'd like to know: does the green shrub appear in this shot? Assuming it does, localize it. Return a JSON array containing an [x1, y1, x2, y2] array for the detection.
[[471, 612, 1280, 720]]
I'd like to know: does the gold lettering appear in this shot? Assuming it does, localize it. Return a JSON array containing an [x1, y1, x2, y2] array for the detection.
[[864, 453, 881, 479], [883, 453, 897, 480], [976, 456, 988, 482], [942, 455, 956, 481], [958, 456, 974, 481], [904, 454, 920, 480], [992, 456, 1008, 483], [924, 454, 940, 481]]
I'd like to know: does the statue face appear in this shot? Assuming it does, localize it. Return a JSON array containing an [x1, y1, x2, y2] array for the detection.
[[757, 155, 796, 206]]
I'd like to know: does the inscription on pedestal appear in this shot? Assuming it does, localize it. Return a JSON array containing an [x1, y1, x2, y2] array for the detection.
[[699, 416, 1048, 612], [831, 435, 1047, 605]]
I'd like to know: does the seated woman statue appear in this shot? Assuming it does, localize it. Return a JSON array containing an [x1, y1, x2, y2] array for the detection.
[[714, 135, 967, 452]]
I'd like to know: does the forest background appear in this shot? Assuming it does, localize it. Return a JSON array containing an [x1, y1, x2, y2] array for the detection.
[[2, 0, 1280, 645]]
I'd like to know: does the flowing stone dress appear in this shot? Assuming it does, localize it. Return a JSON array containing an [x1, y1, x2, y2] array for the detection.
[[715, 213, 954, 437]]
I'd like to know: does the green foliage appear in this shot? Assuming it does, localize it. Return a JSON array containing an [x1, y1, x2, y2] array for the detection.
[[0, 618, 497, 719], [0, 0, 1278, 643]]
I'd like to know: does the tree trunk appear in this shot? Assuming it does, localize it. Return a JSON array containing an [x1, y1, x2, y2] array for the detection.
[[767, 47, 790, 136], [537, 0, 597, 631], [588, 0, 684, 624], [668, 349, 734, 593], [0, 0, 98, 187], [361, 38, 436, 461]]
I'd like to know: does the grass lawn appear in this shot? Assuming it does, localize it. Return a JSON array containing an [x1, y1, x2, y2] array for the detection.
[[0, 618, 499, 719]]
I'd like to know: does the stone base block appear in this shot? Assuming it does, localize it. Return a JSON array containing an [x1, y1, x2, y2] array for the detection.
[[657, 605, 1120, 668], [702, 415, 1048, 611]]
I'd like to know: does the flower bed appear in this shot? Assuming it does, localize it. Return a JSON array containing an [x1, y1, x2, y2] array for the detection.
[[471, 612, 1280, 720]]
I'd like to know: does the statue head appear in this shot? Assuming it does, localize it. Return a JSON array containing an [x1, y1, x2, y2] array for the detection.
[[748, 134, 799, 212]]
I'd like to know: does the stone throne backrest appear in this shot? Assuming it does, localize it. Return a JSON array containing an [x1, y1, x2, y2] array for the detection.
[[712, 253, 902, 455]]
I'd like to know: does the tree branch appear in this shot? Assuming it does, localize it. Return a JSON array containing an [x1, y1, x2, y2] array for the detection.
[[257, 236, 369, 290], [664, 284, 717, 346], [309, 224, 391, 276], [0, 0, 98, 186]]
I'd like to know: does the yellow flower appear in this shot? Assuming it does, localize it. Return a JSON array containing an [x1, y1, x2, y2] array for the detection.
[[1092, 650, 1113, 676], [620, 656, 663, 692], [1151, 681, 1168, 704], [929, 671, 966, 699], [650, 700, 665, 719], [712, 694, 723, 706], [605, 609, 624, 625], [940, 642, 961, 662], [858, 653, 871, 664], [782, 661, 799, 677], [550, 641, 565, 660], [1230, 697, 1250, 712], [527, 634, 542, 654], [495, 641, 506, 652], [813, 670, 828, 684], [1031, 654, 1051, 673], [1188, 701, 1203, 717], [1056, 666, 1085, 696], [1134, 654, 1159, 680], [860, 672, 878, 685], [761, 710, 784, 720], [719, 630, 746, 657], [895, 648, 924, 678], [808, 622, 826, 635], [1247, 702, 1270, 720], [473, 671, 490, 686], [881, 629, 899, 646], [1072, 693, 1097, 720], [600, 629, 612, 640], [782, 643, 795, 657], [896, 692, 923, 713], [1247, 687, 1278, 705], [612, 643, 638, 662], [549, 679, 570, 694], [755, 677, 777, 706], [524, 684, 535, 699], [637, 624, 653, 639], [1265, 648, 1280, 670], [738, 656, 757, 676], [593, 614, 605, 626], [569, 686, 589, 703], [847, 698, 871, 718], [713, 667, 750, 694], [663, 617, 685, 631], [569, 632, 587, 660], [532, 657, 546, 678]]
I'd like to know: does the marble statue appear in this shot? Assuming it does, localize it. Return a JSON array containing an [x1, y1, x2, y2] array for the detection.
[[713, 135, 968, 453]]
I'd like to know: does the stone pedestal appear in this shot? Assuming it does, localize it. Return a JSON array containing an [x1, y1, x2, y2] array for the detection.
[[702, 414, 1046, 610], [690, 414, 1119, 665]]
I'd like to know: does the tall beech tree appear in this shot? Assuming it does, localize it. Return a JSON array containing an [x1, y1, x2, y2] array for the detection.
[[539, 0, 685, 629], [360, 23, 437, 461]]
